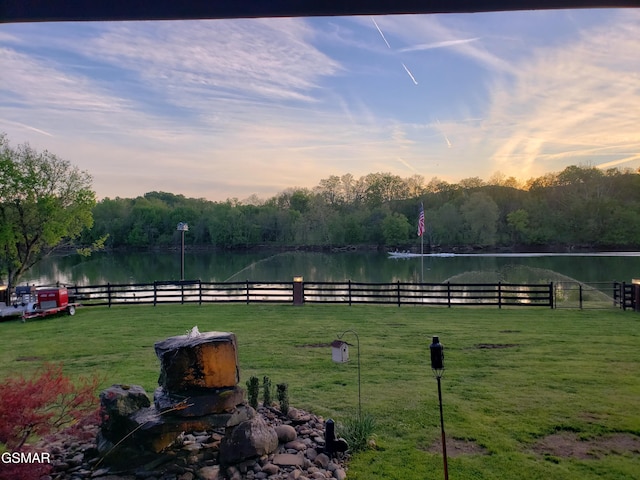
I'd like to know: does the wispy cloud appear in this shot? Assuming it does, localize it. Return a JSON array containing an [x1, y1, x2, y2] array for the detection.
[[83, 19, 340, 106], [398, 37, 480, 53], [1, 11, 638, 201], [486, 10, 640, 179], [0, 47, 131, 113]]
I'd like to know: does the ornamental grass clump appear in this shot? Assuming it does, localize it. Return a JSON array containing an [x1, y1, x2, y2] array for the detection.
[[338, 413, 377, 453]]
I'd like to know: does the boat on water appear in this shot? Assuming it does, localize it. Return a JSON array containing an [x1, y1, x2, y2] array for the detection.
[[388, 251, 640, 258], [388, 251, 454, 258]]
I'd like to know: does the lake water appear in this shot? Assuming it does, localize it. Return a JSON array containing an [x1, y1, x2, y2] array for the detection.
[[18, 250, 640, 287]]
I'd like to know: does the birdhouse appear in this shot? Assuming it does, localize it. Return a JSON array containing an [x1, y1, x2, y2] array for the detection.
[[331, 340, 349, 363]]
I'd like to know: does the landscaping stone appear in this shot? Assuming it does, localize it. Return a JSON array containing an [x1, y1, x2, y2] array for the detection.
[[219, 416, 278, 465], [154, 386, 246, 417], [40, 406, 349, 480], [99, 384, 151, 442], [275, 425, 297, 443], [272, 453, 305, 467], [45, 330, 349, 479]]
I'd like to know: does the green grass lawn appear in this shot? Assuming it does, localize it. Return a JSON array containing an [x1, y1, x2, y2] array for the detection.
[[1, 305, 639, 479]]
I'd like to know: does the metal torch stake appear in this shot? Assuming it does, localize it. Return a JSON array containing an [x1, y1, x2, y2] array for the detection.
[[437, 376, 449, 480]]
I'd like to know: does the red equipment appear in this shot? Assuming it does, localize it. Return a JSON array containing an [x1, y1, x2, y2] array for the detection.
[[22, 287, 79, 321]]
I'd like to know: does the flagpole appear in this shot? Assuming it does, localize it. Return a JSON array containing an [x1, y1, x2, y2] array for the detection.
[[421, 228, 424, 283], [418, 202, 424, 284]]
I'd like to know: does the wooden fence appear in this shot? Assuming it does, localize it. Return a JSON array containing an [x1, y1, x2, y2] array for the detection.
[[616, 281, 638, 311], [65, 280, 555, 308]]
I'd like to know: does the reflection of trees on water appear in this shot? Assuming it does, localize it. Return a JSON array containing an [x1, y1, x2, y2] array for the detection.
[[19, 252, 640, 288], [445, 265, 616, 307]]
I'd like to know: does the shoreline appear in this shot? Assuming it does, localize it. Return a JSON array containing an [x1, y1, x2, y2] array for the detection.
[[57, 243, 640, 257]]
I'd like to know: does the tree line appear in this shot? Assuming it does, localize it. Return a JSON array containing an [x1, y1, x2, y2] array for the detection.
[[80, 166, 640, 252], [4, 130, 640, 292]]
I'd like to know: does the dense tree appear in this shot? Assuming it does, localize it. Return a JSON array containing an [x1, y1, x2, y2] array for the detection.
[[73, 164, 640, 253], [460, 192, 499, 246], [506, 209, 529, 244], [363, 172, 409, 206], [0, 134, 96, 289], [382, 212, 411, 245], [315, 175, 343, 207], [430, 203, 464, 246]]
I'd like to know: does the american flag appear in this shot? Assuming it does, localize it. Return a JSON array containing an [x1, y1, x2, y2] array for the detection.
[[417, 203, 425, 237]]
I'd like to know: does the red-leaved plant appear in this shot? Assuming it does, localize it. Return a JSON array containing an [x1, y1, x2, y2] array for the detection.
[[0, 363, 100, 480]]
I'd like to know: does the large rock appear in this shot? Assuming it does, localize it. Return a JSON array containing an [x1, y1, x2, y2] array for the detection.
[[154, 386, 245, 417], [155, 331, 240, 391], [99, 384, 150, 439], [130, 405, 256, 453], [275, 424, 297, 443], [219, 416, 278, 465], [100, 384, 150, 417]]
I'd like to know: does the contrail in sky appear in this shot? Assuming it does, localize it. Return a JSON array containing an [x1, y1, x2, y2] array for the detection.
[[402, 63, 419, 86], [399, 38, 480, 52], [371, 17, 392, 49], [437, 118, 452, 148], [371, 17, 418, 85], [1, 120, 53, 137], [596, 154, 640, 169], [396, 157, 419, 173]]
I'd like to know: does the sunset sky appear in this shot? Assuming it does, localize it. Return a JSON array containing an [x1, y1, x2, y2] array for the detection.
[[1, 9, 639, 201]]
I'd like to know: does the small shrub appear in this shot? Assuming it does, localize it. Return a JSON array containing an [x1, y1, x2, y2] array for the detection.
[[276, 383, 289, 415], [338, 413, 377, 453], [262, 376, 272, 407], [0, 363, 100, 450], [0, 363, 100, 480], [246, 376, 260, 409]]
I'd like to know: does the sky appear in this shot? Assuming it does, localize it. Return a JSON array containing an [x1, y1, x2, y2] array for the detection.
[[1, 9, 639, 202]]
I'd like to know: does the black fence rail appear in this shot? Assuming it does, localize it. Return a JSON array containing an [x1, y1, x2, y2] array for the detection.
[[303, 281, 553, 307], [67, 280, 554, 308]]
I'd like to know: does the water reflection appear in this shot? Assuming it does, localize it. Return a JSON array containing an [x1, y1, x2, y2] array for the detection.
[[19, 251, 640, 286]]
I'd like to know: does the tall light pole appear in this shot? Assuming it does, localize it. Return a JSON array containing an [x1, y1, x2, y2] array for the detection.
[[177, 222, 189, 281], [430, 336, 448, 480]]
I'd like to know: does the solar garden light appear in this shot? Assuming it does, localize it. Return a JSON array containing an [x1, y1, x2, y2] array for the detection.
[[332, 329, 361, 420], [430, 336, 449, 480]]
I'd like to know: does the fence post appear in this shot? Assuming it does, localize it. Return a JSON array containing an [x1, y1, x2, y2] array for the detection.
[[447, 282, 451, 308], [549, 282, 554, 308], [498, 282, 502, 309], [579, 284, 583, 310], [613, 281, 621, 309], [199, 280, 202, 305], [246, 280, 250, 305], [181, 282, 185, 305], [348, 280, 352, 306], [397, 281, 401, 307], [153, 281, 157, 306], [107, 283, 111, 308]]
